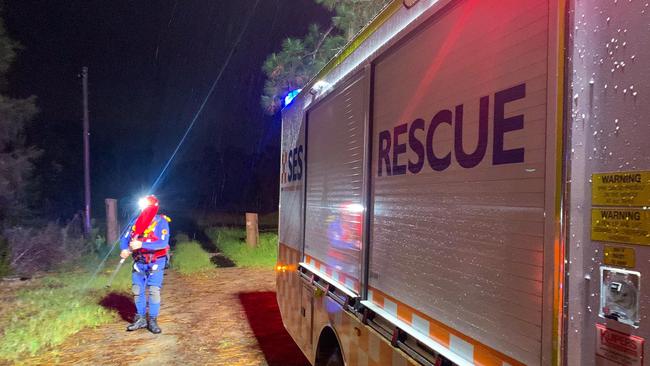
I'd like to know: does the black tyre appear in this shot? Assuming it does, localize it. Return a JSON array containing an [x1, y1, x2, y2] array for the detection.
[[324, 347, 344, 366]]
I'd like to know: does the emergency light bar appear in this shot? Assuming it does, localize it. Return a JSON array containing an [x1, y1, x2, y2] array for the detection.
[[284, 88, 302, 106]]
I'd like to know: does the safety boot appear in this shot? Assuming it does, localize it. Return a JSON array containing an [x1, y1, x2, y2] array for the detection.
[[148, 317, 162, 334], [126, 315, 147, 331]]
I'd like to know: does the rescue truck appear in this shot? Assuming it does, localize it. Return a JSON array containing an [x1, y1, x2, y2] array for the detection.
[[276, 0, 650, 364]]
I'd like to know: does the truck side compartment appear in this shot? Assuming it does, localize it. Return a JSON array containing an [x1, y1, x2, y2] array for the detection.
[[278, 0, 567, 365]]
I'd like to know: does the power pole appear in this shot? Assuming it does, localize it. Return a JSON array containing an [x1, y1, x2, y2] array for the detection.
[[82, 67, 92, 235]]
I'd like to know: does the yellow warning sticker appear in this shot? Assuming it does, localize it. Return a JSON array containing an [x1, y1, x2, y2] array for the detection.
[[592, 208, 650, 246], [592, 171, 650, 207], [603, 246, 636, 268]]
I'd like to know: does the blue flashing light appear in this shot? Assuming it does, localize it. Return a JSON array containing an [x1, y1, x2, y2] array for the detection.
[[284, 89, 302, 106]]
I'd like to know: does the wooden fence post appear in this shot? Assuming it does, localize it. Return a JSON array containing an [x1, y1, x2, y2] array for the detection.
[[105, 198, 119, 245], [245, 212, 259, 247]]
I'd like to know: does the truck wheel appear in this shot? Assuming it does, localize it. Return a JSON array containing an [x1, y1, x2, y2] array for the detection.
[[316, 327, 344, 366], [324, 347, 343, 366]]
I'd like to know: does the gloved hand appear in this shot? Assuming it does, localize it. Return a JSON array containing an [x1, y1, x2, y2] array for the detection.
[[120, 249, 130, 259], [129, 240, 143, 251]]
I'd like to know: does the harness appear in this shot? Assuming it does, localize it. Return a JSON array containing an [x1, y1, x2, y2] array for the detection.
[[131, 217, 170, 264], [133, 246, 169, 264]]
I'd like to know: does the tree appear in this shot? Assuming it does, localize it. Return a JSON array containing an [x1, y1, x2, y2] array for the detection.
[[0, 14, 39, 224], [261, 0, 389, 114], [0, 10, 40, 275]]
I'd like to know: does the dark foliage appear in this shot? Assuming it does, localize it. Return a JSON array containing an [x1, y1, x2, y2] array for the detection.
[[0, 235, 9, 277], [4, 217, 86, 275], [261, 0, 390, 114]]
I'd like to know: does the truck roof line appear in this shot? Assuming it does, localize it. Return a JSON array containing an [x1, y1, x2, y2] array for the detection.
[[303, 1, 402, 90]]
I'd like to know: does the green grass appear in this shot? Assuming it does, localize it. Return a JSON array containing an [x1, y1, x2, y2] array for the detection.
[[0, 255, 132, 361], [172, 241, 213, 275], [206, 227, 277, 268]]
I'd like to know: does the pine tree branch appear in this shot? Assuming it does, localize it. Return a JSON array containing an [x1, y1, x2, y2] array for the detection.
[[302, 23, 335, 60]]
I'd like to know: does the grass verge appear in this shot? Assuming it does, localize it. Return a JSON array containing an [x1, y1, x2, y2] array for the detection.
[[0, 254, 131, 361], [172, 241, 213, 275], [206, 227, 277, 268]]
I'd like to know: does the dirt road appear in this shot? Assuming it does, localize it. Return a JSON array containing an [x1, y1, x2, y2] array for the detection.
[[21, 268, 309, 366]]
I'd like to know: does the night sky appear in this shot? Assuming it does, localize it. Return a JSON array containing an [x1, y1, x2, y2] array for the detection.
[[5, 0, 328, 221]]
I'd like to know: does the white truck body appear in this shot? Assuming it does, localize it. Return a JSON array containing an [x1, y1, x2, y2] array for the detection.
[[277, 1, 650, 365]]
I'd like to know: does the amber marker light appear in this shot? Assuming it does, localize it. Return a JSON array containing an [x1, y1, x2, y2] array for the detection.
[[275, 264, 288, 272]]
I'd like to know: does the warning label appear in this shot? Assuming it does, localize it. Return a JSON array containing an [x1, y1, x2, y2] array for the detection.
[[596, 324, 644, 366], [591, 208, 650, 246], [592, 171, 650, 207], [604, 246, 636, 268]]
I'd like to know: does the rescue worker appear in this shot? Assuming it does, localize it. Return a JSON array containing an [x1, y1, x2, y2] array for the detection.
[[119, 195, 171, 334]]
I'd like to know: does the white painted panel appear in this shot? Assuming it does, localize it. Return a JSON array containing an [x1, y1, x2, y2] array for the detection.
[[566, 1, 650, 365], [279, 99, 306, 250], [370, 0, 549, 365], [304, 74, 368, 290]]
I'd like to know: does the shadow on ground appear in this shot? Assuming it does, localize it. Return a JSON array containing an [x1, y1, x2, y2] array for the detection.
[[99, 292, 135, 322], [169, 216, 217, 252], [210, 253, 236, 267], [239, 291, 309, 366], [170, 216, 236, 268]]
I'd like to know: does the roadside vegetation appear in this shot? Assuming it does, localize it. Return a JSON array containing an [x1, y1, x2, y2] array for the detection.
[[172, 240, 213, 274], [0, 255, 131, 361], [206, 227, 277, 268]]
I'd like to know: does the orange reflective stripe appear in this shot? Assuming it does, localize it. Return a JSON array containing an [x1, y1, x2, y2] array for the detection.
[[304, 255, 361, 293], [368, 287, 525, 366]]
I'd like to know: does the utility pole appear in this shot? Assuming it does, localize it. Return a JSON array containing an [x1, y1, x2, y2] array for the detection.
[[82, 67, 91, 235]]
